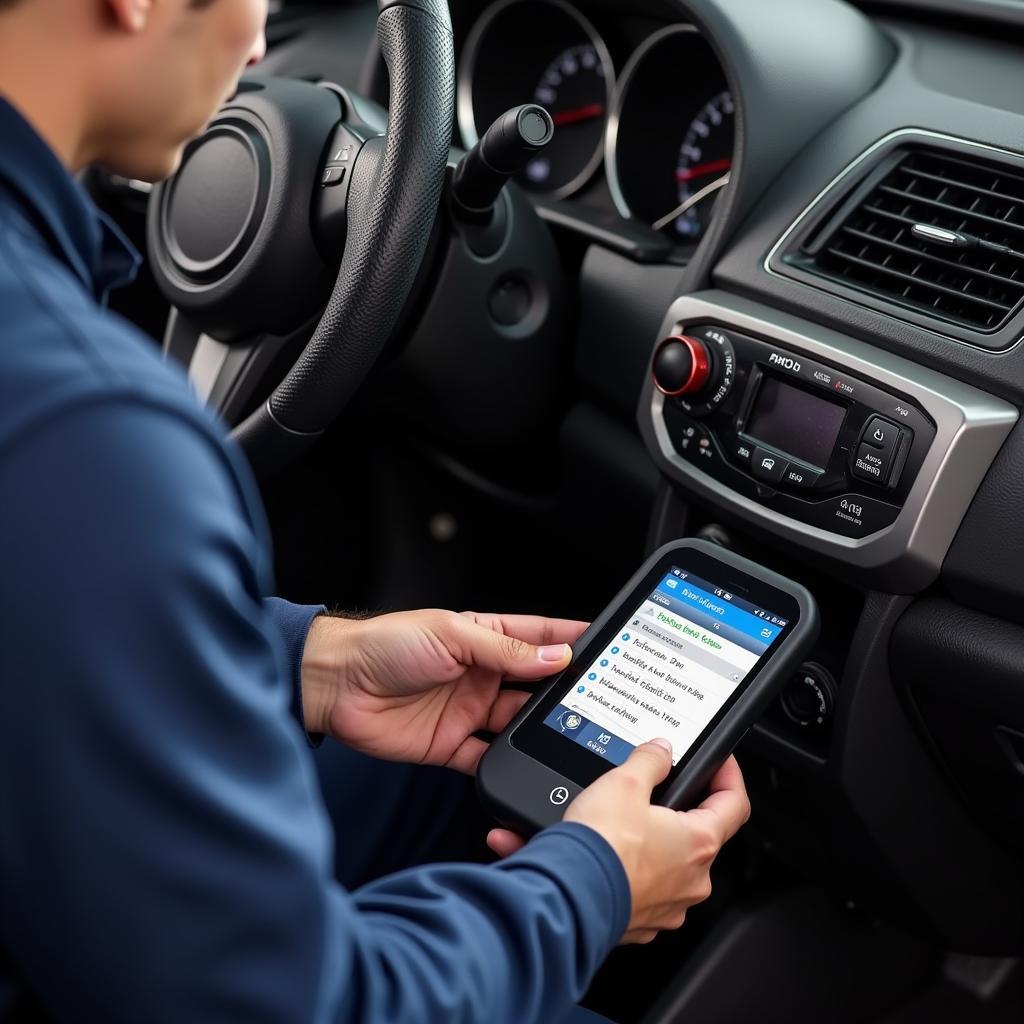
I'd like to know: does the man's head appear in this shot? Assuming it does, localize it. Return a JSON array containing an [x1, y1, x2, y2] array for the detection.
[[0, 0, 267, 181]]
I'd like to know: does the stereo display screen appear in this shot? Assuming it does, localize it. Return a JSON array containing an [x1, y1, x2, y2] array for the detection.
[[745, 375, 846, 468]]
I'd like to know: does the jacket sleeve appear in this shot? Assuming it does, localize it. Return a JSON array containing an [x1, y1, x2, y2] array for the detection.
[[263, 596, 325, 742], [0, 396, 629, 1024]]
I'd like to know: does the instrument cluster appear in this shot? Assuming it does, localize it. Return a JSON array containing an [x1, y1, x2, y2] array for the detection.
[[456, 0, 735, 247]]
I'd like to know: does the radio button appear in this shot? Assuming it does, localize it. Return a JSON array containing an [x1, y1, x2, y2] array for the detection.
[[782, 465, 821, 489], [751, 447, 788, 483], [851, 442, 892, 485], [861, 416, 900, 452], [732, 439, 753, 465]]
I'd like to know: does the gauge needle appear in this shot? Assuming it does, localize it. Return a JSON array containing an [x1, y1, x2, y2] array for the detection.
[[676, 158, 733, 182], [550, 103, 605, 127]]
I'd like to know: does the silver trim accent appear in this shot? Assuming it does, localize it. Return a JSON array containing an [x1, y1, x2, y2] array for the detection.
[[910, 223, 963, 246], [189, 333, 230, 404], [638, 291, 1018, 592], [456, 0, 614, 201], [762, 127, 1024, 353], [603, 23, 699, 225]]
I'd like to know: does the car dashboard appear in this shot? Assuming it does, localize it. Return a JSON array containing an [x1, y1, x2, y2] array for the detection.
[[117, 0, 1024, 1017]]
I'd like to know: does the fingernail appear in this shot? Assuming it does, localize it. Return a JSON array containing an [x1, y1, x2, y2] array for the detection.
[[538, 644, 571, 663], [650, 737, 673, 754]]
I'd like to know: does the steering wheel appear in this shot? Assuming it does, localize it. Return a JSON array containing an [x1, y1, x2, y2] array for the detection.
[[147, 0, 454, 478]]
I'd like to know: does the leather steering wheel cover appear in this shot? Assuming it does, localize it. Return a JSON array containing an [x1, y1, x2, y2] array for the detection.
[[232, 0, 454, 466]]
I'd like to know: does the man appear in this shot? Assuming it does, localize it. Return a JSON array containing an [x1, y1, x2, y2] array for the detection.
[[0, 1, 751, 1021]]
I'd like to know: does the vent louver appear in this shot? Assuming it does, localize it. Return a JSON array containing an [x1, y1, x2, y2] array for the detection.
[[793, 148, 1024, 332]]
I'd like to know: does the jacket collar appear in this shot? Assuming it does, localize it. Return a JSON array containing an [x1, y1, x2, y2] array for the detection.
[[0, 96, 141, 301]]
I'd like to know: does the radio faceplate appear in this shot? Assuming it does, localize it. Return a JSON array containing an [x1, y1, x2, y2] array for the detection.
[[660, 322, 935, 540], [639, 292, 1018, 592]]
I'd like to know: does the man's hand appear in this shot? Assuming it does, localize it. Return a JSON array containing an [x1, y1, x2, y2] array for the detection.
[[489, 746, 751, 944], [300, 610, 586, 774]]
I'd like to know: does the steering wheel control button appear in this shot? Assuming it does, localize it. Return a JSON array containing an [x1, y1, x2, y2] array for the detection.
[[549, 786, 569, 806], [321, 165, 346, 187], [782, 465, 820, 489], [751, 447, 788, 484], [652, 335, 711, 397], [861, 416, 899, 450]]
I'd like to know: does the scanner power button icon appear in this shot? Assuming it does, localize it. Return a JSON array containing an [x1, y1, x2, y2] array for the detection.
[[549, 786, 569, 806]]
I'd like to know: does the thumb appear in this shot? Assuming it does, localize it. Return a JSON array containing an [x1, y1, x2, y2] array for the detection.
[[615, 738, 673, 794], [458, 619, 573, 679]]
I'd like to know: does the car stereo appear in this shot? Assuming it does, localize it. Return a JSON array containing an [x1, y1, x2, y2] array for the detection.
[[650, 322, 934, 539], [639, 293, 1018, 592]]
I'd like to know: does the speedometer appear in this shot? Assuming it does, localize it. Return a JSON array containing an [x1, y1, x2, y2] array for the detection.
[[672, 91, 735, 239], [607, 26, 735, 246], [458, 0, 614, 199]]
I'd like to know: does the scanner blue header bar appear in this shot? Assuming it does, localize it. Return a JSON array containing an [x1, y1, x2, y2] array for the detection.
[[653, 571, 785, 649]]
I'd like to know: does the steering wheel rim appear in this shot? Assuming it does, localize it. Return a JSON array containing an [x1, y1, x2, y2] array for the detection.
[[223, 0, 454, 475]]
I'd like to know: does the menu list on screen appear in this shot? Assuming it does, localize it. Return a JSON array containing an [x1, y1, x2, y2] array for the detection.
[[542, 569, 788, 766]]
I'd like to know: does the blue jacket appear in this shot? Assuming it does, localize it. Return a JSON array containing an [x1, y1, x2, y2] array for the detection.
[[0, 97, 629, 1022]]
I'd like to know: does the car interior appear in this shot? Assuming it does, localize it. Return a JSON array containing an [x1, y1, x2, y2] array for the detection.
[[87, 0, 1024, 1019]]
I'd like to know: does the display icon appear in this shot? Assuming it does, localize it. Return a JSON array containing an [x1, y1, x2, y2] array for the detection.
[[621, 633, 630, 642], [577, 685, 585, 693], [597, 733, 612, 745], [588, 672, 597, 681], [549, 786, 569, 805], [600, 659, 609, 667], [611, 646, 620, 655]]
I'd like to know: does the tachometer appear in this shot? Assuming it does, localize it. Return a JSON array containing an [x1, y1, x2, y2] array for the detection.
[[607, 26, 735, 246], [458, 0, 614, 199]]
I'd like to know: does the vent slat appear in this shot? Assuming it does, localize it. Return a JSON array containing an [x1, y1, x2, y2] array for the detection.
[[876, 185, 1024, 236], [824, 249, 1015, 313], [839, 226, 1024, 290], [798, 147, 1024, 331], [895, 165, 1024, 210]]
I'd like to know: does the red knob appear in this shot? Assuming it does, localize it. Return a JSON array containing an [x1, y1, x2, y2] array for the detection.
[[652, 335, 711, 396]]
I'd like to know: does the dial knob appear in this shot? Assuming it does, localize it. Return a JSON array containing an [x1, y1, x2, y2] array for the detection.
[[652, 335, 711, 396]]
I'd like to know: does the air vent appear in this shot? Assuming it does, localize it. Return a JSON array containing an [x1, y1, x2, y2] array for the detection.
[[792, 147, 1024, 332]]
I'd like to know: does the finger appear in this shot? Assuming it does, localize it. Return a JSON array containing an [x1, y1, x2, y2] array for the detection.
[[621, 929, 659, 946], [689, 756, 751, 842], [485, 688, 532, 733], [486, 828, 527, 858], [461, 612, 589, 649], [612, 738, 673, 794], [445, 735, 489, 776], [453, 616, 574, 681]]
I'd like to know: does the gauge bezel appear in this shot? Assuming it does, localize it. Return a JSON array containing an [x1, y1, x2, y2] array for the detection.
[[605, 23, 733, 238], [456, 0, 615, 200]]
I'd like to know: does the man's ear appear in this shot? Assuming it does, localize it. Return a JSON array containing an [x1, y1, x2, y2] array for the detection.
[[104, 0, 153, 33]]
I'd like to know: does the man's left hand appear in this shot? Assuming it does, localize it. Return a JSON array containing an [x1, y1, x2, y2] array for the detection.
[[300, 610, 586, 774]]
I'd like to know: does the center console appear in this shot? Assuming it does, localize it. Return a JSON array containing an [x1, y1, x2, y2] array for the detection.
[[638, 292, 1018, 592]]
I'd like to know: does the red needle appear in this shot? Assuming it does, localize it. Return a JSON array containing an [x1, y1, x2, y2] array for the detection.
[[676, 158, 732, 182], [550, 103, 605, 127]]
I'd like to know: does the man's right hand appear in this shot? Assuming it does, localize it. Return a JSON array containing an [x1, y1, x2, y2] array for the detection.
[[487, 742, 750, 945]]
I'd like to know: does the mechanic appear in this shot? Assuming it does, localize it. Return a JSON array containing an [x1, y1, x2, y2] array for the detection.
[[0, 1, 750, 1022]]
